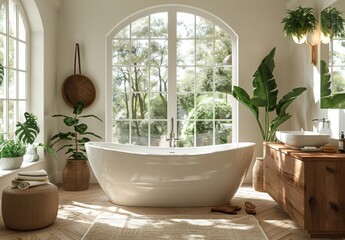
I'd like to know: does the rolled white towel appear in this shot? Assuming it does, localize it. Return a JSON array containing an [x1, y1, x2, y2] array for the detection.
[[18, 169, 47, 177], [17, 180, 49, 190]]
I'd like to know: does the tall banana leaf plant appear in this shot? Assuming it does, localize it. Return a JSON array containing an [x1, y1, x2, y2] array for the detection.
[[232, 47, 307, 142]]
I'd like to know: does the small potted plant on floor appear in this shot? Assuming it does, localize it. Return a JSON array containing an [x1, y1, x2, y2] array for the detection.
[[49, 101, 103, 191], [232, 47, 307, 191], [0, 138, 26, 170], [281, 5, 317, 43]]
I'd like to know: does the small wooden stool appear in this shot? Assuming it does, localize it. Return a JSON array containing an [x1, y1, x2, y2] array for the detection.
[[2, 183, 59, 230]]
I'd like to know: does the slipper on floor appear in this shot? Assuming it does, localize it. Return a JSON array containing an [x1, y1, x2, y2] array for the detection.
[[211, 204, 241, 214], [245, 201, 256, 215]]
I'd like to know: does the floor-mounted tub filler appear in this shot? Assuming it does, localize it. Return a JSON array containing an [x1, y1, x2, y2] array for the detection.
[[85, 142, 255, 207]]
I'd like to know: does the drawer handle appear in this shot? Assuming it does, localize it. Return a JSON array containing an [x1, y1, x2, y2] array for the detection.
[[329, 202, 339, 212], [308, 197, 315, 206], [326, 166, 335, 174]]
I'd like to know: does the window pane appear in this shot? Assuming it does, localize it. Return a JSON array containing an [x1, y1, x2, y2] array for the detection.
[[0, 3, 5, 33], [0, 100, 4, 133], [150, 12, 168, 38], [196, 67, 212, 92], [131, 16, 149, 38], [332, 40, 345, 65], [150, 93, 167, 119], [215, 67, 231, 93], [8, 37, 15, 68], [18, 12, 25, 41], [177, 93, 194, 119], [113, 67, 130, 92], [131, 40, 149, 65], [115, 25, 129, 38], [331, 67, 345, 93], [8, 0, 16, 37], [196, 120, 212, 146], [215, 39, 232, 65], [196, 16, 214, 38], [8, 100, 14, 132], [151, 67, 167, 92], [150, 40, 167, 66], [215, 120, 232, 144], [0, 35, 5, 66], [112, 39, 130, 65], [18, 71, 25, 99], [177, 40, 195, 65], [179, 120, 194, 147], [113, 93, 129, 119], [0, 68, 5, 97], [150, 120, 167, 146], [113, 121, 129, 144], [131, 120, 148, 145], [177, 67, 194, 92], [131, 67, 148, 92], [196, 40, 214, 65], [131, 93, 148, 119], [18, 41, 25, 70], [177, 12, 194, 38], [8, 69, 15, 98]]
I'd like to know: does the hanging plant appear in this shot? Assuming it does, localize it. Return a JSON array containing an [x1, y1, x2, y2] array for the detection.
[[321, 7, 345, 38], [281, 6, 317, 41]]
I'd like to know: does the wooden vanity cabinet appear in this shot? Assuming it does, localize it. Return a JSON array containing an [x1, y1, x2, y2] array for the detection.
[[263, 142, 345, 238]]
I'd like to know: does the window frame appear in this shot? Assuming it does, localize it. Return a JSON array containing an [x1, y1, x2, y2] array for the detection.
[[0, 0, 29, 138], [106, 4, 238, 144]]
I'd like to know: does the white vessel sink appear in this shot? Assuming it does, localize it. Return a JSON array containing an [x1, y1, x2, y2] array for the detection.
[[275, 131, 331, 148]]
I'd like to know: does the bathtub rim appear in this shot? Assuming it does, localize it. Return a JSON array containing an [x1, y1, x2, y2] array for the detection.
[[85, 141, 256, 156]]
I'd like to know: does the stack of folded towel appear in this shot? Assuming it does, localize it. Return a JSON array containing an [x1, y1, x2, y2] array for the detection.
[[11, 169, 49, 190]]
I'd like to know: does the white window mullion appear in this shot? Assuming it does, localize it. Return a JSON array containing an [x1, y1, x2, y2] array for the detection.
[[167, 10, 177, 135]]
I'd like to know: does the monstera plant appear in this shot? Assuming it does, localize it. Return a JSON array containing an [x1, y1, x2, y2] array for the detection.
[[232, 47, 307, 142]]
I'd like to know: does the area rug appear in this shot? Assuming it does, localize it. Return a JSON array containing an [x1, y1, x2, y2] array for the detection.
[[82, 213, 268, 240]]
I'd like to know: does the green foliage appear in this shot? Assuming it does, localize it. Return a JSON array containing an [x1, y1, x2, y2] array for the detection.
[[181, 99, 232, 146], [15, 112, 40, 145], [320, 60, 345, 108], [0, 139, 26, 158], [321, 7, 345, 38], [281, 6, 317, 41], [232, 47, 307, 141], [50, 101, 103, 160]]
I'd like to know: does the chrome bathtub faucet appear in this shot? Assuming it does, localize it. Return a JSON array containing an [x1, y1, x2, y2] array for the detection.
[[166, 117, 179, 147]]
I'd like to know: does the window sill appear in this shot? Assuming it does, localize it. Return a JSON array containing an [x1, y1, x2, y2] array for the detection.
[[0, 160, 45, 178]]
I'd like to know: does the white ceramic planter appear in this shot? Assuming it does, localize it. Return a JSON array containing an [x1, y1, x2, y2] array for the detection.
[[0, 156, 24, 170]]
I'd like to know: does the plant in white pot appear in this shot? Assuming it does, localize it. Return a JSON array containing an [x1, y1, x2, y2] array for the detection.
[[0, 138, 26, 170], [15, 112, 41, 162], [49, 101, 103, 191], [232, 47, 307, 191]]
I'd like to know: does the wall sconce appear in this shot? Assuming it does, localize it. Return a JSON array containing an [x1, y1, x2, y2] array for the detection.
[[282, 6, 317, 65], [320, 7, 345, 45]]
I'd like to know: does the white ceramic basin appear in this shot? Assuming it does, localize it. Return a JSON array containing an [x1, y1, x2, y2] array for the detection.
[[276, 131, 331, 148]]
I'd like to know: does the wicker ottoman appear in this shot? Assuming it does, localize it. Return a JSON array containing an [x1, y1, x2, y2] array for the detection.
[[2, 183, 59, 230]]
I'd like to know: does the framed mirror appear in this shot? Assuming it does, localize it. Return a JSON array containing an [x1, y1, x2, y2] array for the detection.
[[320, 0, 345, 108]]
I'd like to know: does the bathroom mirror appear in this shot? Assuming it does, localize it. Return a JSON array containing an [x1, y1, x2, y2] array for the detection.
[[320, 0, 345, 108]]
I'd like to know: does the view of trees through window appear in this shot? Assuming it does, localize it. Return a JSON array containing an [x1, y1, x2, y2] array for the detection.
[[112, 10, 233, 147], [0, 0, 27, 138], [330, 38, 345, 93]]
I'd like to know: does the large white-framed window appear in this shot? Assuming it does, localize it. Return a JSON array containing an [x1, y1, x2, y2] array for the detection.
[[106, 5, 237, 147], [0, 0, 28, 138]]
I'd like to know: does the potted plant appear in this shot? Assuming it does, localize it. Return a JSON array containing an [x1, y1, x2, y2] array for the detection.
[[0, 138, 26, 170], [281, 5, 317, 43], [15, 112, 41, 162], [50, 101, 102, 191], [232, 47, 307, 191], [321, 7, 345, 41]]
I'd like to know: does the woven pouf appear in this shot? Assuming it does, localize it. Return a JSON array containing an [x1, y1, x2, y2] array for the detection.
[[2, 183, 59, 230]]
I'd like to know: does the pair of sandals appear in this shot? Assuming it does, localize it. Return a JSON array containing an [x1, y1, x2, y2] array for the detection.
[[211, 201, 256, 215]]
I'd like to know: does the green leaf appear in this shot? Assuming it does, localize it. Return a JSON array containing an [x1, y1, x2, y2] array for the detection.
[[232, 86, 259, 119], [73, 101, 84, 115], [64, 117, 79, 126], [75, 123, 87, 134], [276, 87, 307, 116], [251, 47, 278, 111], [320, 60, 332, 98], [15, 112, 40, 144]]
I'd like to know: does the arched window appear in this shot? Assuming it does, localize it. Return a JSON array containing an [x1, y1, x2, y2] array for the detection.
[[107, 5, 237, 147], [0, 0, 28, 138]]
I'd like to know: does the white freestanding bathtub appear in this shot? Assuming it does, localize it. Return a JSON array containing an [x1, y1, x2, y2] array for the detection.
[[85, 142, 255, 207]]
